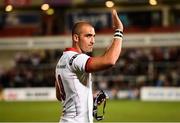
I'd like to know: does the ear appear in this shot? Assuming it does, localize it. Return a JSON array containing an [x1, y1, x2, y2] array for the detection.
[[73, 34, 79, 43]]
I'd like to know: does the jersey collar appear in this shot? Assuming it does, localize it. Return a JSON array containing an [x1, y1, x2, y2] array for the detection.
[[65, 47, 80, 53]]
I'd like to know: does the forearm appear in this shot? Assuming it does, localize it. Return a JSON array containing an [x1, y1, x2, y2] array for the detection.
[[103, 38, 122, 65]]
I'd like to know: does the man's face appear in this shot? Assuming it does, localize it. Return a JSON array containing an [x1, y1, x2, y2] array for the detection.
[[78, 25, 95, 53]]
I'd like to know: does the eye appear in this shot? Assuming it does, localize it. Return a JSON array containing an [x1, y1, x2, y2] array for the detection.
[[85, 34, 95, 38], [86, 34, 92, 37]]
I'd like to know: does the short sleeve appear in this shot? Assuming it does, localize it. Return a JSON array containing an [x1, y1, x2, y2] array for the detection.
[[70, 54, 90, 72]]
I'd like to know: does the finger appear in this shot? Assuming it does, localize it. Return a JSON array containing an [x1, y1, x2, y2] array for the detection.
[[112, 9, 118, 18], [112, 9, 120, 28], [112, 9, 118, 19]]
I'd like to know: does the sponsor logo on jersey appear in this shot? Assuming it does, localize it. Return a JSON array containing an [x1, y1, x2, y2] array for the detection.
[[69, 54, 79, 66]]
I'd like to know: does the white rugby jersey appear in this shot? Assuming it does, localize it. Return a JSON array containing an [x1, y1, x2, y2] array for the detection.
[[55, 48, 93, 123]]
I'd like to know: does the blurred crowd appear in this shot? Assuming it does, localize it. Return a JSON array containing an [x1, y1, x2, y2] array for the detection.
[[94, 47, 180, 98], [0, 47, 180, 98], [0, 50, 62, 88]]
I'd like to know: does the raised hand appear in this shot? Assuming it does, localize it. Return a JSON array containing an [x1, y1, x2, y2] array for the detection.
[[112, 9, 124, 31]]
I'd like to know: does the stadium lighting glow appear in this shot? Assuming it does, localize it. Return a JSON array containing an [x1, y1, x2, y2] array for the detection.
[[41, 3, 49, 11], [149, 0, 157, 6], [5, 5, 13, 12], [105, 1, 114, 8], [46, 8, 54, 15]]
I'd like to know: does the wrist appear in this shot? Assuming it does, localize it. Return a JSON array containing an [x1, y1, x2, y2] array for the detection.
[[113, 29, 123, 39]]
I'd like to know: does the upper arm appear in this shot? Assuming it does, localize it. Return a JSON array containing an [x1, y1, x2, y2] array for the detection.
[[70, 53, 110, 73], [85, 56, 114, 73]]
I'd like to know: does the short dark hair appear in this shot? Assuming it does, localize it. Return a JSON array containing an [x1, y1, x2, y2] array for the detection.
[[72, 21, 93, 35]]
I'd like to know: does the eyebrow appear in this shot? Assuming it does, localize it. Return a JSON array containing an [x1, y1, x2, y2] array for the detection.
[[85, 33, 96, 37]]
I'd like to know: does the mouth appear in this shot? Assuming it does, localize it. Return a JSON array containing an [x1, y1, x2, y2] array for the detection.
[[88, 45, 93, 48]]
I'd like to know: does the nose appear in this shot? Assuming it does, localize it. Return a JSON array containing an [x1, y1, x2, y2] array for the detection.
[[90, 37, 95, 45]]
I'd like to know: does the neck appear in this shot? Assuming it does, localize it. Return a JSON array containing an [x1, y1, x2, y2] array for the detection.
[[72, 43, 82, 53]]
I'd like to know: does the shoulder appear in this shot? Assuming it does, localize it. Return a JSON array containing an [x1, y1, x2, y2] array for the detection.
[[69, 53, 79, 65], [60, 51, 78, 60]]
